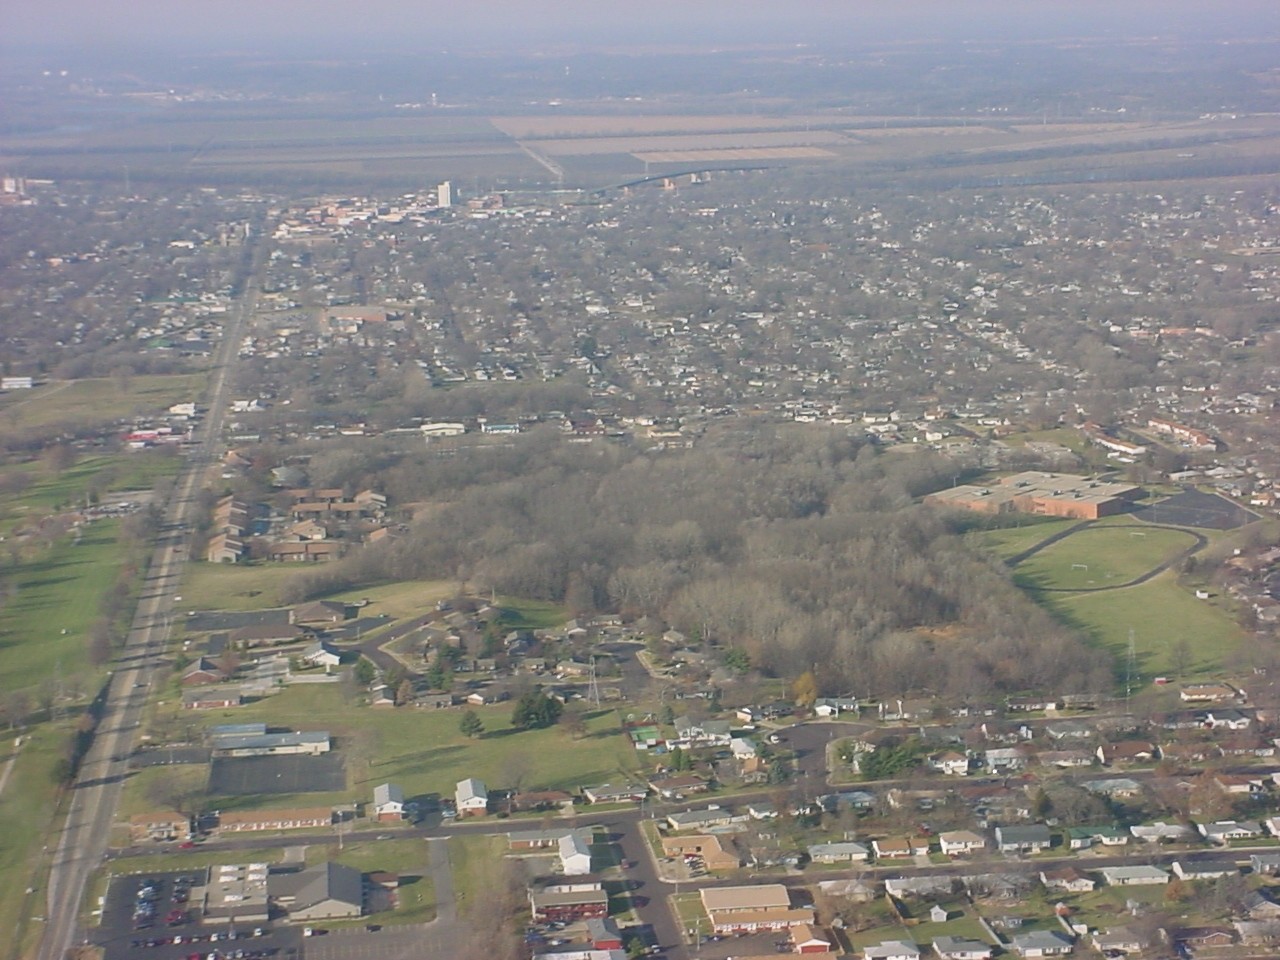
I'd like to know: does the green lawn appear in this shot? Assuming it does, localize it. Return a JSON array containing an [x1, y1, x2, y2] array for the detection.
[[137, 684, 640, 813], [977, 519, 1077, 562], [0, 723, 84, 960], [0, 519, 123, 693], [1011, 524, 1199, 591], [179, 565, 454, 616], [448, 834, 505, 919], [1043, 569, 1247, 678]]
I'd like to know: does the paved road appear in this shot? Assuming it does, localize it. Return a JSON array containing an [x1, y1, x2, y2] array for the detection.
[[38, 229, 264, 960]]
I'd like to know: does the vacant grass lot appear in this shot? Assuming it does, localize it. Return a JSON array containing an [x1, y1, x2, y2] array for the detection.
[[1044, 568, 1247, 678], [1012, 524, 1199, 591], [0, 374, 208, 433], [136, 684, 638, 813], [0, 519, 122, 693]]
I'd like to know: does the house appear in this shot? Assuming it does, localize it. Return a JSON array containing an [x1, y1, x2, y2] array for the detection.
[[1081, 777, 1143, 799], [994, 824, 1052, 855], [1250, 852, 1280, 875], [1199, 819, 1262, 843], [1040, 866, 1095, 893], [1010, 930, 1073, 957], [1233, 920, 1280, 946], [1172, 859, 1238, 881], [649, 773, 709, 799], [559, 833, 593, 876], [1242, 889, 1280, 920], [183, 689, 242, 710], [873, 836, 930, 858], [813, 697, 858, 718], [807, 841, 870, 864], [1130, 821, 1195, 843], [1099, 865, 1170, 886], [1095, 741, 1157, 765], [269, 861, 363, 920], [181, 657, 224, 686], [1036, 749, 1094, 769], [1180, 683, 1239, 702], [372, 783, 405, 821], [985, 747, 1028, 772], [582, 783, 646, 804], [1166, 927, 1235, 950], [1065, 826, 1129, 850], [673, 717, 732, 746], [455, 778, 489, 816], [790, 923, 833, 954], [731, 737, 758, 759], [932, 937, 993, 960], [129, 811, 192, 843], [586, 917, 625, 951], [863, 941, 921, 960], [1200, 708, 1251, 730], [291, 600, 349, 624], [939, 830, 987, 857], [299, 640, 341, 670], [1090, 928, 1147, 956], [528, 882, 608, 922], [662, 834, 740, 871], [929, 751, 971, 776]]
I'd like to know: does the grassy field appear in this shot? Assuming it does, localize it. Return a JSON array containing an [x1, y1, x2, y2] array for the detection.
[[0, 723, 82, 960], [1043, 569, 1247, 678], [132, 684, 639, 814], [178, 565, 456, 617], [0, 519, 122, 693], [0, 374, 208, 433], [448, 834, 506, 920], [976, 519, 1077, 562], [1011, 524, 1200, 591], [0, 452, 181, 538]]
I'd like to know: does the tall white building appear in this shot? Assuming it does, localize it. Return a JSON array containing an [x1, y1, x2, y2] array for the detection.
[[437, 180, 452, 208]]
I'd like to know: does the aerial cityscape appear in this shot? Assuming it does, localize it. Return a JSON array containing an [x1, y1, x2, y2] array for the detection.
[[5, 4, 1280, 960]]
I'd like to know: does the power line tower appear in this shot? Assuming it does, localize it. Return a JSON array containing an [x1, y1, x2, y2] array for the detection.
[[1125, 628, 1136, 708], [587, 655, 601, 708]]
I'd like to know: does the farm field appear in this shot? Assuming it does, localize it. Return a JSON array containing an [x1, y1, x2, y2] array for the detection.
[[1010, 524, 1200, 591]]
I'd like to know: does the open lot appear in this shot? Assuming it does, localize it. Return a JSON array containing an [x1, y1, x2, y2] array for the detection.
[[1044, 568, 1247, 679], [208, 753, 348, 798], [147, 684, 637, 809], [0, 373, 208, 434]]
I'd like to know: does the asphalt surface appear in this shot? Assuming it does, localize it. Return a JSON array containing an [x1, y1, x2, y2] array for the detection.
[[38, 235, 265, 960]]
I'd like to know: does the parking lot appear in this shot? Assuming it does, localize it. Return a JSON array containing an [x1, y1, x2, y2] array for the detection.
[[208, 753, 346, 796], [96, 870, 302, 960]]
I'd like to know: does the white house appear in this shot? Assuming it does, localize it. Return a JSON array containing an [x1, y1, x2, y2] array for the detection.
[[455, 778, 489, 816], [1011, 930, 1074, 957], [300, 640, 342, 670], [864, 941, 921, 960], [559, 833, 593, 876], [372, 782, 405, 821], [730, 737, 758, 759], [933, 937, 993, 960], [939, 830, 987, 857], [1100, 865, 1169, 886]]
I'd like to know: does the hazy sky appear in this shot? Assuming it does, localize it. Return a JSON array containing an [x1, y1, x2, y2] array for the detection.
[[8, 0, 1280, 55]]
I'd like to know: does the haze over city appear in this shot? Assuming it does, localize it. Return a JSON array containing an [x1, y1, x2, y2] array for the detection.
[[6, 5, 1280, 960]]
